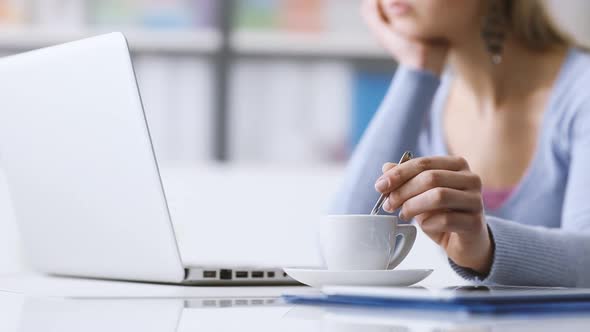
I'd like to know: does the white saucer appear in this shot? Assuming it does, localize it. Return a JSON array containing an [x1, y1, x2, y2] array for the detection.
[[283, 268, 433, 288]]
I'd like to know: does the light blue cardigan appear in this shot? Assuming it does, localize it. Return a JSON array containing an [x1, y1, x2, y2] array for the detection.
[[331, 48, 590, 287]]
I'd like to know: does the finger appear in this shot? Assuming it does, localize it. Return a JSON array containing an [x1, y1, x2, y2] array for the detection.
[[414, 211, 435, 225], [387, 170, 482, 210], [382, 162, 397, 173], [362, 0, 396, 39], [361, 0, 421, 61], [376, 156, 470, 193], [361, 0, 382, 25], [383, 197, 392, 212], [412, 210, 447, 243], [400, 187, 483, 220], [376, 0, 389, 22], [420, 211, 482, 234]]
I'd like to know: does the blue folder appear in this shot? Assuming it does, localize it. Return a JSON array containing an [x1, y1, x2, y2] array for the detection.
[[283, 293, 590, 315]]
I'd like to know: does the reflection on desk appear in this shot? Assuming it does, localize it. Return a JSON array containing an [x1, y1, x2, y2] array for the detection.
[[2, 292, 590, 332]]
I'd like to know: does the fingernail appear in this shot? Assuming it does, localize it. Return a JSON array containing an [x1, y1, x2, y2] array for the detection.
[[383, 199, 392, 212], [375, 178, 389, 192], [399, 211, 406, 221]]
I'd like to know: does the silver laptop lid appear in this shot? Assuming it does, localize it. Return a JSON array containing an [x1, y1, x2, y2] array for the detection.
[[0, 33, 185, 283]]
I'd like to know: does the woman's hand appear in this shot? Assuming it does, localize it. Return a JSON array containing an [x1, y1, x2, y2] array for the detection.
[[374, 156, 494, 275], [361, 0, 449, 76]]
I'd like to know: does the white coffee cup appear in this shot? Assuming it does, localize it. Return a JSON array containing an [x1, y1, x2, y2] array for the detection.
[[319, 215, 416, 270]]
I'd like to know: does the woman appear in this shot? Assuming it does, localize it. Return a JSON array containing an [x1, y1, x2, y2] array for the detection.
[[332, 0, 590, 287]]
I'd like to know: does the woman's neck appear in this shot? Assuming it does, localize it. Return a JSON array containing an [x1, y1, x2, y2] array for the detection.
[[447, 37, 568, 112]]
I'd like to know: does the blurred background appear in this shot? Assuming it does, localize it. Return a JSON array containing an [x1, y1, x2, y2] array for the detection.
[[0, 0, 395, 166], [0, 0, 589, 281], [0, 0, 588, 166]]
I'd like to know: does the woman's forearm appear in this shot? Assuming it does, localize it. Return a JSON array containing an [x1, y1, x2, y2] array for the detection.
[[330, 66, 440, 214], [450, 216, 590, 287]]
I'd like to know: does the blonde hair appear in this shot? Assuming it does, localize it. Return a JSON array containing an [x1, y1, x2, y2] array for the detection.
[[501, 0, 574, 51]]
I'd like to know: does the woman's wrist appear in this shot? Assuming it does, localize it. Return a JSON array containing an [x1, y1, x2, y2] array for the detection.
[[454, 223, 495, 276], [473, 225, 495, 275]]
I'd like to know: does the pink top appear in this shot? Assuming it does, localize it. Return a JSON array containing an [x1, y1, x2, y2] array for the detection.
[[482, 188, 515, 211]]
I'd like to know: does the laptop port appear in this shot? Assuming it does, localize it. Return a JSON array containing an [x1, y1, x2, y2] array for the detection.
[[220, 269, 232, 280], [236, 271, 248, 278], [203, 300, 217, 307], [235, 299, 248, 306], [252, 271, 264, 278], [219, 300, 232, 307], [203, 270, 217, 278], [267, 271, 275, 278]]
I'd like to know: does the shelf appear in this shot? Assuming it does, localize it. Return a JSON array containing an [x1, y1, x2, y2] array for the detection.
[[0, 26, 392, 59], [0, 26, 222, 54], [230, 30, 391, 60]]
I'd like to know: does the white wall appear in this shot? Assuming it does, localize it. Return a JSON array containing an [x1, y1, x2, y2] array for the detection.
[[545, 0, 590, 47]]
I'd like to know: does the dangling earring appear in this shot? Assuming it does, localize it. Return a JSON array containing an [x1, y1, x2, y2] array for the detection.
[[481, 0, 507, 65]]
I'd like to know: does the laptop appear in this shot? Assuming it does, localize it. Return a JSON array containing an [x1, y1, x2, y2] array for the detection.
[[0, 32, 312, 285]]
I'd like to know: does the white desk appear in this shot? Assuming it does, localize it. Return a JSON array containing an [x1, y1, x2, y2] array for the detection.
[[2, 273, 590, 332]]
